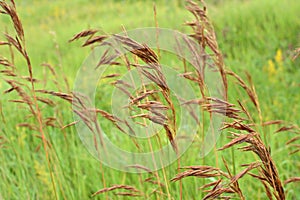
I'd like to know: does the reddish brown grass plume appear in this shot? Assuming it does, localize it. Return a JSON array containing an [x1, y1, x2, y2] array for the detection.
[[1, 0, 299, 199]]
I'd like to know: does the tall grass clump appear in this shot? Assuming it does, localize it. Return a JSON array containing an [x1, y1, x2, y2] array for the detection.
[[0, 1, 74, 199], [0, 0, 299, 199]]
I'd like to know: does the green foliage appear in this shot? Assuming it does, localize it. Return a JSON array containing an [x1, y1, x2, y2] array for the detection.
[[0, 0, 299, 199]]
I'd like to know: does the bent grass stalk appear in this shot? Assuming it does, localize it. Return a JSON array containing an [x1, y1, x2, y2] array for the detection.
[[0, 1, 59, 199], [1, 0, 299, 199]]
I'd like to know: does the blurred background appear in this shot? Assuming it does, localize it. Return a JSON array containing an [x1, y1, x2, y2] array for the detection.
[[0, 0, 299, 199]]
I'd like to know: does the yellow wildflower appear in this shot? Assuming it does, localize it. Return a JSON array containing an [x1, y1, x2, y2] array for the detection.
[[267, 59, 276, 76], [54, 6, 66, 20], [275, 49, 283, 64], [275, 49, 284, 72], [34, 160, 55, 198], [18, 128, 26, 148]]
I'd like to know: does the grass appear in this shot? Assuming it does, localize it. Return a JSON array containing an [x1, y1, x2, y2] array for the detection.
[[0, 0, 299, 199]]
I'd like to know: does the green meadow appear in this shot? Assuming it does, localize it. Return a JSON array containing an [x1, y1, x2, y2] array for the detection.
[[0, 0, 299, 199]]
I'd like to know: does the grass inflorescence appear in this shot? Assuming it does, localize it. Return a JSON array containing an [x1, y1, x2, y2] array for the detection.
[[0, 0, 299, 199]]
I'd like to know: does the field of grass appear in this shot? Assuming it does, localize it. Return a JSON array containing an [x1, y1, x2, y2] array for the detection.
[[0, 0, 299, 199]]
